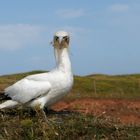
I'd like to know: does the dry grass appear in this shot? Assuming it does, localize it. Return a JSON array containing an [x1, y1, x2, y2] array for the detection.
[[0, 108, 140, 140]]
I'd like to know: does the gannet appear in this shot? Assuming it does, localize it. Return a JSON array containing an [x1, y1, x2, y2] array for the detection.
[[0, 31, 73, 112]]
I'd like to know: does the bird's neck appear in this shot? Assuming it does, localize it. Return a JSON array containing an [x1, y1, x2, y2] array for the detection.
[[54, 48, 59, 67], [54, 48, 72, 73]]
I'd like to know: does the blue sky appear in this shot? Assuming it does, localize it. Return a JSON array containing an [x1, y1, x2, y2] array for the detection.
[[0, 0, 140, 75]]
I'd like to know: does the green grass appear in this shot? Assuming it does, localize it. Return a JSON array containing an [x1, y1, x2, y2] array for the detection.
[[70, 73, 140, 100]]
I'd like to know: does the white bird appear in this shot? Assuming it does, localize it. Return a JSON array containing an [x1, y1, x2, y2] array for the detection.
[[0, 31, 73, 113]]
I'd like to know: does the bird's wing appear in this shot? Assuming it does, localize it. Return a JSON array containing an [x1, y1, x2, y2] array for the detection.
[[26, 73, 49, 81], [4, 78, 51, 103]]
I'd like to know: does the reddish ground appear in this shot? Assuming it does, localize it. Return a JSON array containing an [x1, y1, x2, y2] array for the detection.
[[52, 98, 140, 124]]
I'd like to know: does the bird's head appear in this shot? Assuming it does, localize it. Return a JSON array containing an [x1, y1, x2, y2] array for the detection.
[[52, 31, 70, 49]]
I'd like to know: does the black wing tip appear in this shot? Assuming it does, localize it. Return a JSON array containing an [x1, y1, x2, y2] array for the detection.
[[0, 91, 11, 100]]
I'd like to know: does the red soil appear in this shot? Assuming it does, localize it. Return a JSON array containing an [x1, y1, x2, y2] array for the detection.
[[52, 98, 140, 124]]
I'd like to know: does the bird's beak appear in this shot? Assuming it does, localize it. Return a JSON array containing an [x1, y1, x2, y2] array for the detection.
[[58, 37, 63, 44]]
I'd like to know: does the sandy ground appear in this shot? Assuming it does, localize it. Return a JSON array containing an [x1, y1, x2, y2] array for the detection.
[[52, 98, 140, 124]]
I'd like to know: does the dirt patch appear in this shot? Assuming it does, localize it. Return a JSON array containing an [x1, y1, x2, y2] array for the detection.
[[52, 98, 140, 124]]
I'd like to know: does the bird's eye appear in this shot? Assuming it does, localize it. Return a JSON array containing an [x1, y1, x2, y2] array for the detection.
[[54, 36, 59, 40], [63, 36, 69, 43], [63, 36, 67, 39], [63, 36, 69, 41]]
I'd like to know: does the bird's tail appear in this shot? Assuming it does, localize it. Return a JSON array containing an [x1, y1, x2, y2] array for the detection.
[[0, 91, 18, 109], [0, 100, 18, 109]]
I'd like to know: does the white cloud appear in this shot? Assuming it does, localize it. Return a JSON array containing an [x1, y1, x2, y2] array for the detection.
[[0, 24, 46, 49], [56, 9, 85, 18], [0, 24, 89, 50], [110, 4, 129, 12]]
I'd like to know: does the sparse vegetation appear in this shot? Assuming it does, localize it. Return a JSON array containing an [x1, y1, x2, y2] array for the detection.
[[0, 108, 140, 140], [0, 71, 140, 139]]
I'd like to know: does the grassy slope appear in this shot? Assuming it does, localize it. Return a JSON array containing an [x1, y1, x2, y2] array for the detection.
[[0, 71, 140, 99], [70, 74, 140, 100], [0, 71, 140, 139]]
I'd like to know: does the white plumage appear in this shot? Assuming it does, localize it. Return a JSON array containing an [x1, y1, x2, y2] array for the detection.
[[0, 31, 73, 110]]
